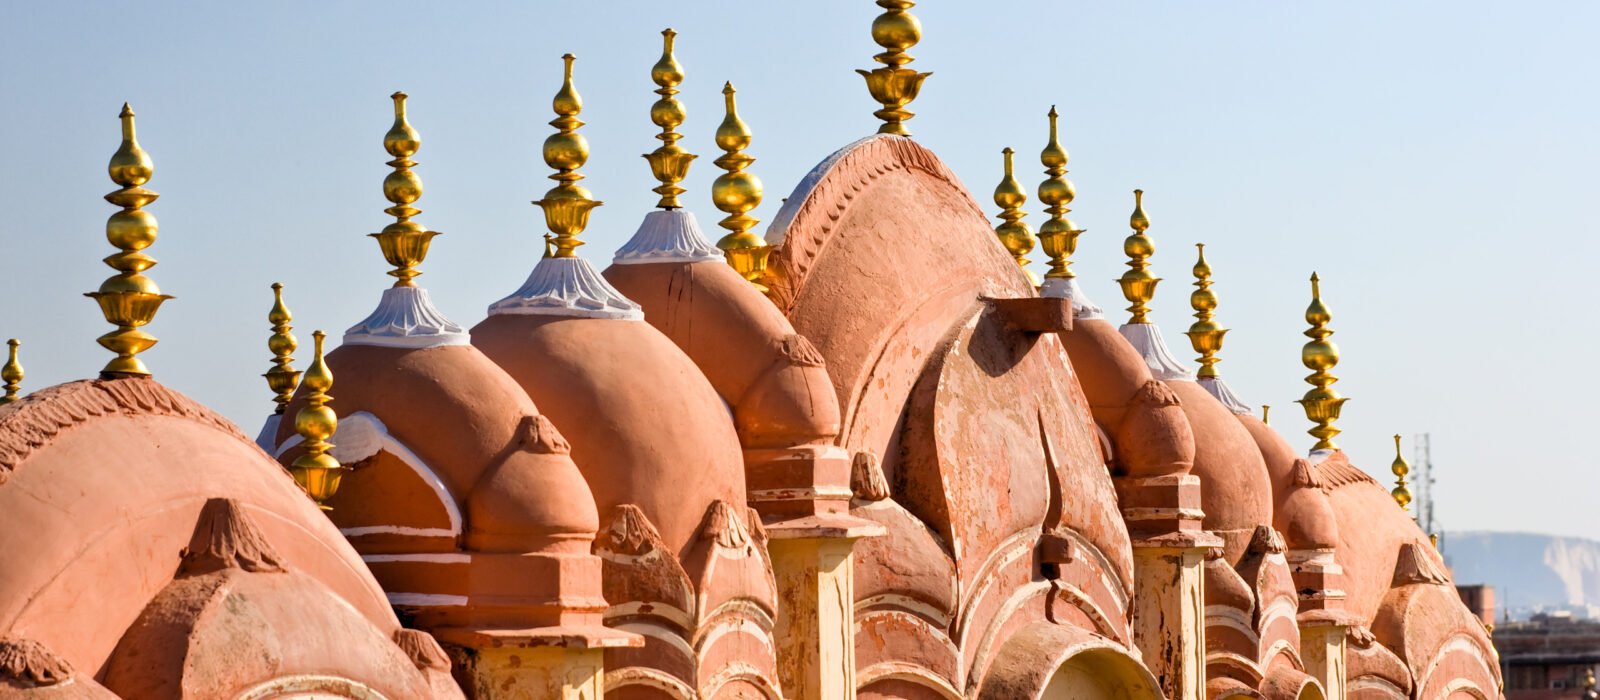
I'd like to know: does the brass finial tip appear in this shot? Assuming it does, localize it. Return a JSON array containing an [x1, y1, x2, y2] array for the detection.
[[1185, 242, 1227, 378], [645, 26, 694, 209], [858, 0, 929, 136], [993, 147, 1037, 285], [1296, 271, 1344, 451], [536, 52, 600, 259], [378, 90, 431, 285], [93, 100, 170, 377], [1261, 405, 1271, 424], [1037, 109, 1078, 280], [1, 338, 21, 406], [264, 283, 300, 413], [289, 329, 342, 509], [712, 77, 768, 289], [1130, 189, 1150, 232], [1193, 243, 1212, 277], [1117, 189, 1159, 324], [1390, 434, 1412, 511]]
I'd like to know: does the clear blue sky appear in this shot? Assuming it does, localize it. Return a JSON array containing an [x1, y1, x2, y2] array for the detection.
[[3, 2, 1594, 537]]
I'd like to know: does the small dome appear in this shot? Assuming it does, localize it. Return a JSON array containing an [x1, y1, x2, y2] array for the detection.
[[473, 313, 747, 562], [1169, 381, 1273, 563], [605, 253, 841, 449], [0, 379, 396, 671], [278, 343, 599, 548]]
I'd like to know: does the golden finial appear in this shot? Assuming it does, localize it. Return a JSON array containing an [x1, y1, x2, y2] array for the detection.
[[857, 0, 931, 136], [289, 331, 343, 509], [993, 148, 1039, 286], [1390, 434, 1413, 512], [1295, 273, 1348, 452], [1261, 405, 1271, 425], [1038, 106, 1083, 281], [537, 54, 602, 259], [1116, 189, 1159, 324], [86, 103, 173, 377], [1, 340, 22, 405], [712, 82, 770, 290], [371, 92, 437, 287], [643, 29, 696, 209], [1185, 243, 1229, 379], [263, 283, 300, 415]]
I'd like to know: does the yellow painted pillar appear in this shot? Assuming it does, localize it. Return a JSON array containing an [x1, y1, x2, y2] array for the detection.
[[768, 535, 863, 700], [1129, 542, 1210, 700], [1299, 621, 1348, 700], [463, 647, 603, 700]]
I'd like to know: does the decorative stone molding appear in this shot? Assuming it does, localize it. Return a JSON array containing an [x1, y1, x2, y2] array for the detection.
[[489, 256, 644, 321], [612, 209, 725, 265], [343, 286, 469, 349], [0, 378, 247, 481]]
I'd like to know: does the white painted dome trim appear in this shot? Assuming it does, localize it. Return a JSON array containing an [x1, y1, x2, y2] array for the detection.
[[1199, 376, 1253, 415], [612, 209, 726, 265], [1118, 322, 1196, 382], [1040, 276, 1105, 321], [344, 286, 470, 348], [489, 255, 644, 321]]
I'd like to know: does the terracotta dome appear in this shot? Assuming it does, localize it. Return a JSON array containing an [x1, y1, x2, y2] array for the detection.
[[0, 378, 452, 697], [272, 342, 607, 632], [473, 313, 747, 562], [605, 232, 841, 450], [1237, 415, 1341, 551], [1168, 380, 1273, 562]]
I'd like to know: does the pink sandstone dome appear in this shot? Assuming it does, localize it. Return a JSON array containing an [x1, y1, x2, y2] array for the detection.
[[604, 253, 841, 451], [0, 378, 455, 698], [273, 342, 606, 632], [471, 313, 748, 564], [1168, 380, 1274, 563]]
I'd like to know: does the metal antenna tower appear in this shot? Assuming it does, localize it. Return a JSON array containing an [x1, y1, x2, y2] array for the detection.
[[1413, 433, 1437, 542]]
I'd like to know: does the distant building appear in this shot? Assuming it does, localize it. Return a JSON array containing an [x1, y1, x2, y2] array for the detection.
[[1496, 613, 1600, 698]]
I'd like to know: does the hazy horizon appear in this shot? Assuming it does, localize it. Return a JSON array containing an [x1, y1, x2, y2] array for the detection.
[[4, 2, 1595, 537]]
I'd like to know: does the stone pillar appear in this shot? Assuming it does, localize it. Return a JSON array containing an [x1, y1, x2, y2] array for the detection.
[[747, 445, 884, 700], [436, 630, 638, 700], [1129, 539, 1210, 700], [768, 536, 861, 700], [1290, 547, 1358, 700], [1299, 621, 1348, 700], [1117, 473, 1218, 700]]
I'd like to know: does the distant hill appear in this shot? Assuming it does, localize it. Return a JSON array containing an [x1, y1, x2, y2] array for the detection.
[[1446, 531, 1600, 612]]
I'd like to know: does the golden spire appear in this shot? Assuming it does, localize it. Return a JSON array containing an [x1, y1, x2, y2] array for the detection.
[[1261, 405, 1270, 425], [86, 103, 173, 377], [537, 54, 602, 259], [1184, 243, 1229, 379], [1295, 273, 1348, 452], [643, 29, 696, 209], [1037, 106, 1083, 281], [1116, 189, 1160, 324], [993, 148, 1039, 286], [857, 0, 931, 136], [263, 283, 300, 415], [0, 340, 22, 406], [712, 82, 770, 290], [289, 331, 343, 509], [372, 92, 437, 287], [1390, 434, 1413, 512]]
